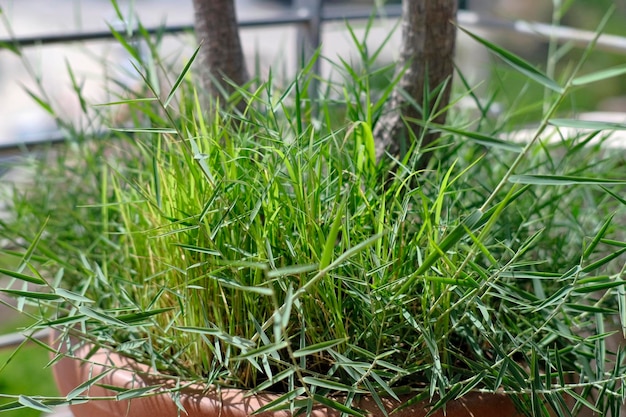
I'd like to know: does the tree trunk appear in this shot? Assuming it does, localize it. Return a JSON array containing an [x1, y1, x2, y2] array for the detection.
[[192, 0, 248, 101], [374, 0, 457, 166]]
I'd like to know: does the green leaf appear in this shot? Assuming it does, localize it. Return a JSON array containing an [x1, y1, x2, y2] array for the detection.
[[116, 308, 174, 324], [116, 385, 162, 401], [55, 288, 94, 303], [22, 87, 54, 115], [549, 119, 626, 130], [293, 338, 347, 358], [582, 247, 626, 273], [509, 174, 626, 186], [573, 280, 626, 294], [0, 289, 60, 300], [235, 341, 288, 360], [266, 264, 318, 279], [164, 45, 201, 108], [94, 97, 158, 107], [414, 209, 483, 277], [111, 127, 178, 134], [0, 268, 46, 285], [583, 214, 615, 259], [18, 395, 53, 413], [312, 394, 366, 417], [302, 377, 363, 393], [572, 65, 626, 86], [459, 26, 563, 93], [252, 387, 306, 414], [320, 199, 346, 270], [67, 369, 114, 400], [565, 304, 615, 314], [173, 243, 221, 256], [78, 306, 127, 327], [430, 124, 523, 152]]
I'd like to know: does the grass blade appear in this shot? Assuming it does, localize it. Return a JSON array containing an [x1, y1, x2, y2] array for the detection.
[[509, 174, 626, 186], [164, 45, 201, 108]]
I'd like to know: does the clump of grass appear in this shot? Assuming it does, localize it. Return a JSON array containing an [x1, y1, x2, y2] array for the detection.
[[1, 5, 626, 417]]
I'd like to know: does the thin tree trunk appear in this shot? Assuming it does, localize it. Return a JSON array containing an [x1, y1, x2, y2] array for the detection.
[[374, 0, 457, 166], [192, 0, 248, 101]]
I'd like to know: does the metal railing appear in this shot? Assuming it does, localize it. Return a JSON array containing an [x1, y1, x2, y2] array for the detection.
[[2, 2, 626, 351]]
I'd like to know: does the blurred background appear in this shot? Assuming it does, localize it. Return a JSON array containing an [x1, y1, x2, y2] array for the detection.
[[0, 0, 624, 149]]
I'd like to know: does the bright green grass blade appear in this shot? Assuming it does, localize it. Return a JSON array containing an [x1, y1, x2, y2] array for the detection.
[[0, 289, 60, 300], [509, 174, 626, 186], [22, 87, 54, 115], [572, 64, 626, 86], [459, 26, 563, 93], [320, 200, 346, 270], [164, 45, 201, 108], [414, 209, 483, 277], [0, 268, 46, 285], [582, 247, 626, 273], [583, 214, 615, 259]]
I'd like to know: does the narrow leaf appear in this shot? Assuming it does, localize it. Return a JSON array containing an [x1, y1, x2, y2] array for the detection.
[[431, 124, 523, 152], [459, 26, 563, 93], [0, 268, 46, 285], [18, 396, 53, 413], [116, 385, 162, 401], [0, 289, 60, 300], [293, 338, 347, 358], [55, 288, 94, 303], [78, 306, 127, 326], [549, 119, 626, 130], [235, 341, 288, 360], [509, 174, 626, 186], [164, 46, 201, 108], [67, 369, 114, 400], [312, 394, 366, 417], [572, 65, 626, 86]]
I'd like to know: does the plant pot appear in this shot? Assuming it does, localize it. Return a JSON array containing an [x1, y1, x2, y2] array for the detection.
[[51, 336, 525, 417]]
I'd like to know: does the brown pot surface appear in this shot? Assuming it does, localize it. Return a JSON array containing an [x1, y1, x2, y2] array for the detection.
[[51, 337, 525, 417]]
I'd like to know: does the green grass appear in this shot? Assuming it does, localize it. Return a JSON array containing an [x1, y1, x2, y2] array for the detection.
[[0, 2, 625, 416]]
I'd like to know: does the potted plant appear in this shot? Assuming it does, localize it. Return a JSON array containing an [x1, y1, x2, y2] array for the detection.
[[1, 4, 626, 417]]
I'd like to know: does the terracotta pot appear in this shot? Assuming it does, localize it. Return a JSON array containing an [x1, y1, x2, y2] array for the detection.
[[51, 338, 524, 417]]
